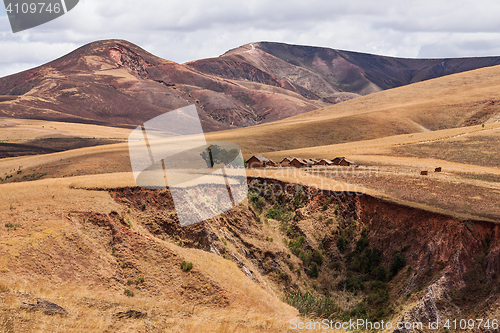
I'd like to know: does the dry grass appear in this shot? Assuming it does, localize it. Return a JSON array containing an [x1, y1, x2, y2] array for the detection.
[[0, 118, 131, 142], [206, 65, 500, 154], [0, 175, 309, 333]]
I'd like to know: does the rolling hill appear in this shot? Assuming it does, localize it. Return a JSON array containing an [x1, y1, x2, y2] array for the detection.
[[206, 64, 500, 154], [1, 40, 500, 133]]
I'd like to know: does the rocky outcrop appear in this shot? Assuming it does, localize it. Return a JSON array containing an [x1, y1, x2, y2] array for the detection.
[[109, 44, 150, 79], [21, 299, 68, 315], [114, 309, 147, 319], [396, 277, 460, 332]]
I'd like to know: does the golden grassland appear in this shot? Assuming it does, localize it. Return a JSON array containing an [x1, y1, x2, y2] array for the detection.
[[0, 118, 131, 142], [206, 65, 500, 154], [0, 91, 498, 222]]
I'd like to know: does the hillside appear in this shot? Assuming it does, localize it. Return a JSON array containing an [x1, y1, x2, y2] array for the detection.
[[206, 64, 500, 153], [207, 41, 500, 95], [1, 40, 500, 132]]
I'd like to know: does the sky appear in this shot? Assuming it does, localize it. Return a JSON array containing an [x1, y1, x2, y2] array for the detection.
[[1, 0, 500, 78]]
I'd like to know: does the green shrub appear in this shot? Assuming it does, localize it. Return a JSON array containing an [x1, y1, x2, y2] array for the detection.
[[347, 256, 361, 272], [279, 272, 290, 282], [5, 223, 17, 230], [284, 291, 339, 318], [338, 277, 365, 292], [299, 251, 312, 266], [330, 261, 342, 271], [349, 303, 367, 318], [307, 262, 319, 278], [181, 261, 193, 272], [311, 249, 324, 266], [124, 289, 134, 297], [249, 194, 266, 212], [355, 236, 368, 253], [390, 252, 406, 277], [322, 197, 333, 211], [265, 203, 291, 222], [337, 235, 347, 252], [375, 266, 388, 282], [289, 236, 305, 249]]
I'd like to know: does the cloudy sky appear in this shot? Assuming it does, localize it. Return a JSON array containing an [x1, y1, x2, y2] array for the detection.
[[1, 0, 500, 78]]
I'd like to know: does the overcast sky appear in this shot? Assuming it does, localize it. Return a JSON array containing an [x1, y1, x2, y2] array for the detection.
[[1, 0, 500, 78]]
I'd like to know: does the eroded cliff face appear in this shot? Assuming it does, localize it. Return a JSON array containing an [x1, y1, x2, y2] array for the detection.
[[357, 195, 500, 332], [99, 178, 500, 331], [109, 45, 151, 79]]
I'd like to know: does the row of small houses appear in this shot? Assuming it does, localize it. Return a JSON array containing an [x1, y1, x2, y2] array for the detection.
[[246, 155, 353, 168]]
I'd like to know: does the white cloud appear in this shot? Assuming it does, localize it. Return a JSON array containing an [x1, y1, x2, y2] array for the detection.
[[1, 0, 500, 78]]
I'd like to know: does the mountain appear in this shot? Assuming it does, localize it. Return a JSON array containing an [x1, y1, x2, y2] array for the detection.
[[1, 39, 500, 131]]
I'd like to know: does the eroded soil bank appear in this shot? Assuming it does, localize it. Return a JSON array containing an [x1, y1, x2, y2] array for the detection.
[[106, 177, 500, 332]]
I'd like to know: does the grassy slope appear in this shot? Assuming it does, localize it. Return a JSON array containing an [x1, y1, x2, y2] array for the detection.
[[206, 64, 500, 154], [0, 175, 302, 332]]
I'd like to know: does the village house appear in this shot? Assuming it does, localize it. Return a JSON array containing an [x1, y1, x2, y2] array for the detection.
[[289, 157, 307, 168], [317, 159, 333, 166], [306, 158, 319, 166], [246, 155, 274, 168], [279, 157, 293, 167], [332, 157, 353, 166], [265, 159, 277, 167]]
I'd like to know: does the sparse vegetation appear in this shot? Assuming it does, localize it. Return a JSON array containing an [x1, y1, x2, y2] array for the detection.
[[124, 289, 134, 297], [336, 231, 347, 252], [4, 223, 17, 230], [390, 252, 407, 277], [284, 291, 339, 319], [181, 261, 193, 272]]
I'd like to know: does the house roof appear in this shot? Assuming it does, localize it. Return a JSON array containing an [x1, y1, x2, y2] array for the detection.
[[246, 155, 269, 163], [290, 157, 306, 164], [280, 157, 293, 163]]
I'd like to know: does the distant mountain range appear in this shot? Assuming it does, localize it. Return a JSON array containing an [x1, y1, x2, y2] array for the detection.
[[1, 39, 500, 131]]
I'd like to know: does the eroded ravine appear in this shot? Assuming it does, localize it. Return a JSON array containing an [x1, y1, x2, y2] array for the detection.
[[100, 177, 500, 332]]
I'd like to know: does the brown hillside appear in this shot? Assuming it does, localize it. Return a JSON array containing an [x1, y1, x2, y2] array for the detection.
[[2, 40, 500, 132]]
